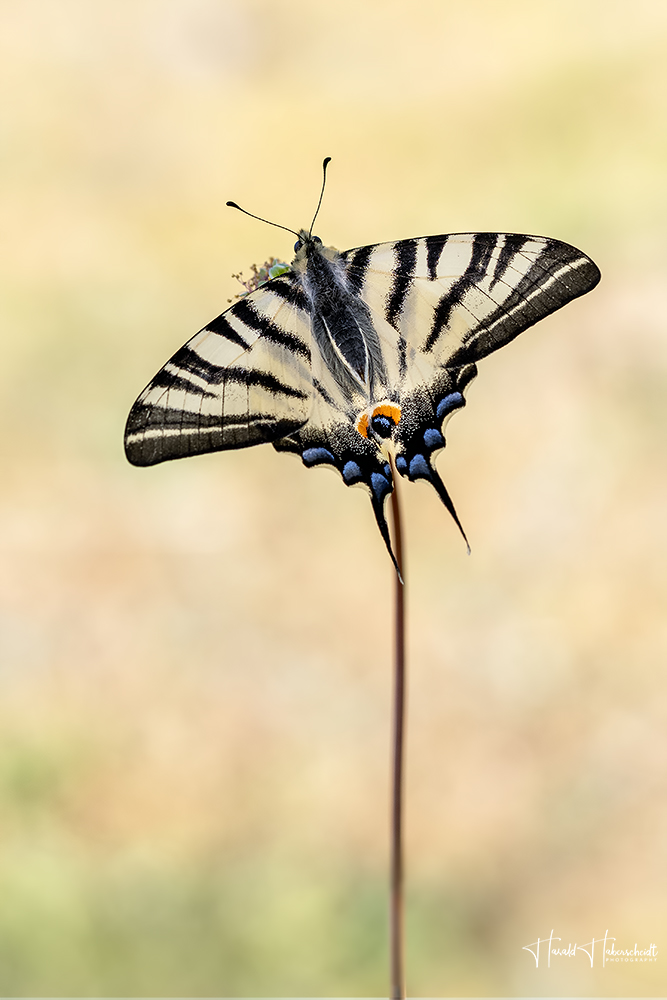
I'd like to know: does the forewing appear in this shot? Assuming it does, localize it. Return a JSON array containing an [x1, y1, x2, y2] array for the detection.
[[343, 232, 600, 366], [125, 275, 313, 466]]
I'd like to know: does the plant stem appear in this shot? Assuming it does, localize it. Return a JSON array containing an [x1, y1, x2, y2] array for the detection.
[[389, 455, 406, 1000]]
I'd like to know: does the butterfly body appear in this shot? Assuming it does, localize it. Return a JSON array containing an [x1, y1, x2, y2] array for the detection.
[[125, 224, 600, 569], [293, 230, 392, 413]]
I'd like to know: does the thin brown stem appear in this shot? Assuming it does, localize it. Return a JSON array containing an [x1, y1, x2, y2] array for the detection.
[[388, 454, 406, 1000]]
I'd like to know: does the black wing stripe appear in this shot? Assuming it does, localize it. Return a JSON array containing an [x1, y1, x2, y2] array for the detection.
[[204, 312, 251, 349], [132, 407, 297, 431], [344, 244, 375, 294], [264, 276, 309, 311], [232, 296, 310, 360], [168, 345, 226, 385], [261, 326, 310, 360], [426, 235, 449, 280], [386, 239, 418, 326], [222, 367, 309, 399], [521, 244, 600, 296], [158, 346, 308, 400], [150, 367, 217, 398], [489, 235, 530, 291], [424, 234, 498, 352]]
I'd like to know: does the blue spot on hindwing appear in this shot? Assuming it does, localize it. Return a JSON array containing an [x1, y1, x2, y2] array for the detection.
[[423, 428, 444, 450], [302, 447, 335, 467], [342, 460, 363, 484], [436, 392, 465, 420], [409, 454, 430, 478], [395, 455, 408, 474], [371, 472, 392, 500]]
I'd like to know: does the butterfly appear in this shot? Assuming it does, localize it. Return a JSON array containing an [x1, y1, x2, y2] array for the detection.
[[125, 159, 601, 572]]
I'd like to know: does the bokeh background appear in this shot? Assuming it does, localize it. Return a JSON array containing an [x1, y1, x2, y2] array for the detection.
[[1, 0, 667, 996]]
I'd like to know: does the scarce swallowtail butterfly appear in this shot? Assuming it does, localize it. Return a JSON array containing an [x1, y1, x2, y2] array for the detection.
[[125, 159, 601, 572]]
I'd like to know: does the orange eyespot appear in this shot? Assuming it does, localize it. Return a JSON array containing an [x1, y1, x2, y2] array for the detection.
[[372, 403, 401, 425], [356, 413, 370, 438], [356, 404, 402, 440]]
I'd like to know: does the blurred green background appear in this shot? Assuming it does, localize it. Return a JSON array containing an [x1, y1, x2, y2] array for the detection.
[[1, 0, 667, 995]]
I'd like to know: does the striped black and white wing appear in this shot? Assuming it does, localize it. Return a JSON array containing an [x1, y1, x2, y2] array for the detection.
[[125, 231, 600, 568], [124, 276, 313, 466], [342, 233, 601, 523]]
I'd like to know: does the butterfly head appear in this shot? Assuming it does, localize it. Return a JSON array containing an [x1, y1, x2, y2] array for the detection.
[[293, 231, 322, 254], [290, 229, 340, 275]]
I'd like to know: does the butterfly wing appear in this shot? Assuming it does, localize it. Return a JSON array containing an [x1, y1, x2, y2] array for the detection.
[[124, 260, 400, 562], [273, 385, 399, 573], [341, 234, 601, 537], [125, 232, 600, 567], [124, 275, 313, 466]]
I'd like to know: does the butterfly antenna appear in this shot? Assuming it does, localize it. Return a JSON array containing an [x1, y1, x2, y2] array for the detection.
[[308, 156, 332, 237], [226, 201, 299, 238]]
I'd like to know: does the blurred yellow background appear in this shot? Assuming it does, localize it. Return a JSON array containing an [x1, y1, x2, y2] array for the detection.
[[1, 0, 667, 996]]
